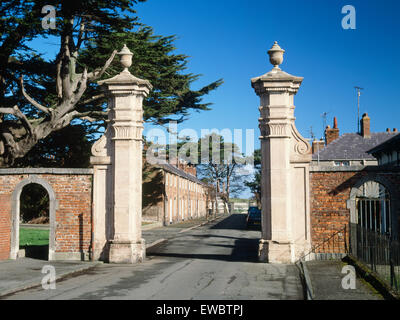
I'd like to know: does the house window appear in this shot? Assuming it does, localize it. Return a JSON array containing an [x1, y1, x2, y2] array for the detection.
[[334, 161, 350, 167]]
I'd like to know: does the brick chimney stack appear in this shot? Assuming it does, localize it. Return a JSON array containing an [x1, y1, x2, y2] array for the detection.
[[184, 164, 197, 176], [325, 117, 340, 145], [360, 113, 371, 138], [312, 140, 325, 154]]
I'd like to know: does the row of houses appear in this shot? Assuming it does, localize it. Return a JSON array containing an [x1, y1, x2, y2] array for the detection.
[[142, 159, 223, 225]]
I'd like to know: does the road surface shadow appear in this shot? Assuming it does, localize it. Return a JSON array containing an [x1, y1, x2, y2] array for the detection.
[[148, 214, 260, 262], [148, 238, 259, 263], [210, 214, 247, 230], [210, 214, 261, 231]]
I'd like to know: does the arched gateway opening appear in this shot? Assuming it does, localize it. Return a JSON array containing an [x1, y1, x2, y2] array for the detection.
[[348, 177, 397, 239], [356, 181, 391, 234], [19, 183, 50, 260], [10, 177, 57, 260]]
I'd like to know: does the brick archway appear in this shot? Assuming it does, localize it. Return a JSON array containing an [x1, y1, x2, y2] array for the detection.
[[10, 177, 57, 260]]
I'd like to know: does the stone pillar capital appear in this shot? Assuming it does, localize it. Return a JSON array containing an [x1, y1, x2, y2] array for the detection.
[[97, 64, 152, 143], [98, 70, 152, 97], [251, 70, 303, 96]]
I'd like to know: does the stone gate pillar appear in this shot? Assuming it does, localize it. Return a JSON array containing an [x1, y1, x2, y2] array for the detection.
[[92, 45, 152, 263], [251, 42, 312, 263]]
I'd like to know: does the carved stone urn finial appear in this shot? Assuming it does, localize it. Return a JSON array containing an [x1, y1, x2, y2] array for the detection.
[[118, 44, 133, 73], [267, 41, 285, 70]]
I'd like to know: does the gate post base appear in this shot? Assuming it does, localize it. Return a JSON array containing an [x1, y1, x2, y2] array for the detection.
[[259, 239, 294, 264], [258, 239, 269, 262], [107, 239, 146, 264]]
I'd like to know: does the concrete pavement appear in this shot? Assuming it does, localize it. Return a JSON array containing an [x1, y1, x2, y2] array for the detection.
[[0, 258, 101, 298], [302, 260, 383, 300]]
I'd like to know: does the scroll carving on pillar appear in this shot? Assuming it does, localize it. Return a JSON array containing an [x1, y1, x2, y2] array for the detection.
[[91, 130, 108, 157], [91, 129, 112, 162], [291, 124, 311, 155], [290, 124, 311, 161]]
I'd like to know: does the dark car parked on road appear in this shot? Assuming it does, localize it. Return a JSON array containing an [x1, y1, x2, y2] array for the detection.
[[246, 207, 261, 228]]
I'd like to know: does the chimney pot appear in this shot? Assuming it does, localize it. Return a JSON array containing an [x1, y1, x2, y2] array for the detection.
[[333, 117, 338, 129], [386, 128, 391, 133], [393, 128, 398, 133]]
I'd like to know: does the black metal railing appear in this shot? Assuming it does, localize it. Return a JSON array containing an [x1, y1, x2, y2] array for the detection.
[[298, 226, 348, 262], [349, 223, 400, 293]]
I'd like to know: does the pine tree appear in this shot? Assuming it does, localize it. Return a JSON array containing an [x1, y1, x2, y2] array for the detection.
[[0, 0, 222, 167]]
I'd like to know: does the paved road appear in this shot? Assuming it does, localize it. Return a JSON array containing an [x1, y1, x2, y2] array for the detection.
[[4, 214, 303, 300]]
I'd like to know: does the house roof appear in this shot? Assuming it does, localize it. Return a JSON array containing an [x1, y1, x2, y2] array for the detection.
[[154, 161, 208, 187], [312, 132, 398, 161], [368, 133, 400, 156]]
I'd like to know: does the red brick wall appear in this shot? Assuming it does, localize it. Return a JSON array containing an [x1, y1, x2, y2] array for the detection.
[[50, 175, 92, 255], [310, 169, 400, 252], [0, 172, 92, 260], [0, 194, 11, 260], [310, 171, 366, 252]]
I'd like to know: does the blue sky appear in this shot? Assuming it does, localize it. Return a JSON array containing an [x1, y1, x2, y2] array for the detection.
[[137, 0, 400, 152]]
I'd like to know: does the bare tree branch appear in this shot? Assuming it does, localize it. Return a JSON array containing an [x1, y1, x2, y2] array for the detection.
[[0, 105, 33, 134], [78, 93, 105, 105], [87, 50, 117, 80], [71, 110, 107, 120], [56, 58, 63, 98], [76, 20, 86, 51], [19, 77, 50, 115], [2, 132, 17, 149], [73, 67, 88, 103], [0, 107, 15, 114], [62, 41, 72, 100]]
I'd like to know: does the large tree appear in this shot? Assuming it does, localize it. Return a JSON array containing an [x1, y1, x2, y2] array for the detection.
[[0, 0, 222, 167], [195, 133, 247, 211]]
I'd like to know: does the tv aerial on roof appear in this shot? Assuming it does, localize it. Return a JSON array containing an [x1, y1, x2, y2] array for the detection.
[[355, 86, 364, 133], [321, 112, 330, 140]]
